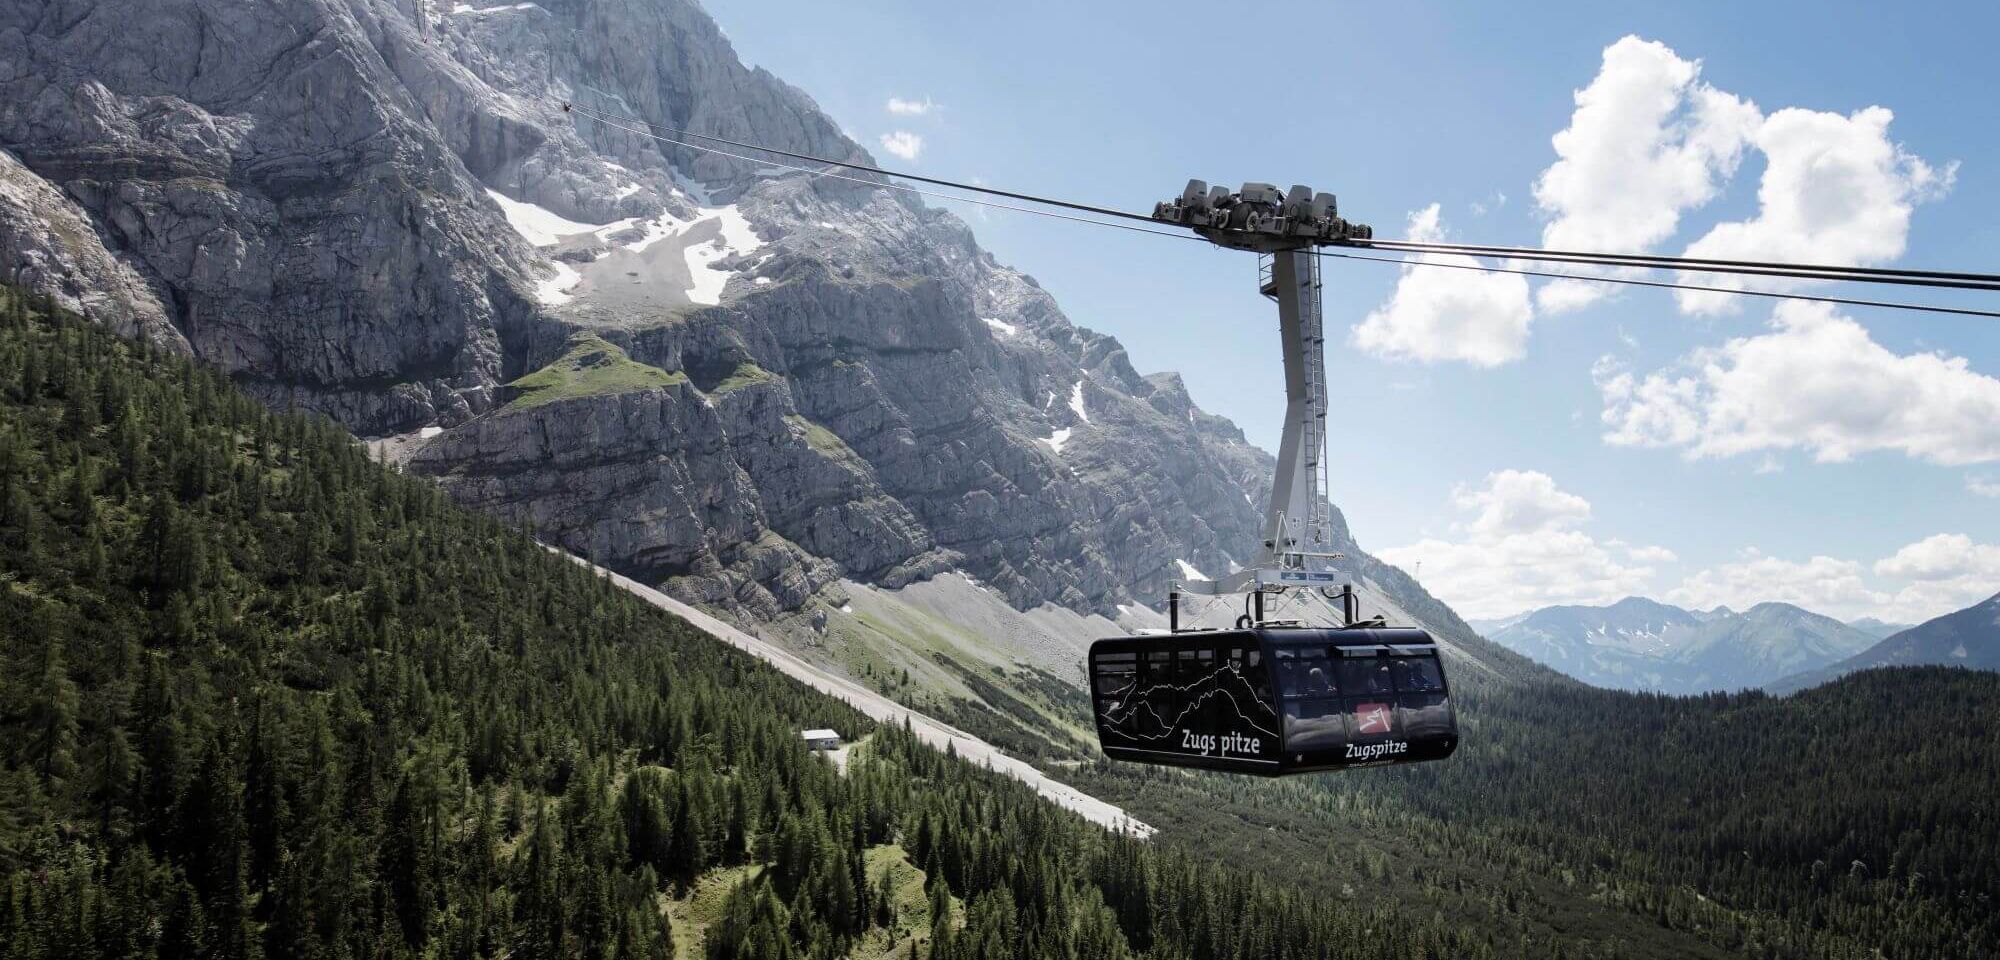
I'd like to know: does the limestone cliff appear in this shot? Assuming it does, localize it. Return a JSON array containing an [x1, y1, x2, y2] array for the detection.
[[0, 0, 1482, 640]]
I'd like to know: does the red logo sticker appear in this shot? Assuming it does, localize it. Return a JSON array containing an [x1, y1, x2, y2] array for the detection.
[[1354, 702, 1394, 735]]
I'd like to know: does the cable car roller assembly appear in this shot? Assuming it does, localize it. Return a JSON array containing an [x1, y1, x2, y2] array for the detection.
[[1085, 181, 1459, 777]]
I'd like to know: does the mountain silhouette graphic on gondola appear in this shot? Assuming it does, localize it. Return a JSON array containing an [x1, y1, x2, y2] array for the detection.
[[1100, 665, 1281, 743]]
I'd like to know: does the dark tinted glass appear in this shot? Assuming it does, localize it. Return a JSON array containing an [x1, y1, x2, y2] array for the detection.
[[1300, 660, 1336, 696], [1399, 693, 1452, 738], [1338, 658, 1396, 696], [1391, 657, 1444, 693], [1098, 650, 1174, 742], [1283, 699, 1345, 753], [1277, 659, 1305, 697], [1095, 662, 1135, 695], [1239, 648, 1273, 702]]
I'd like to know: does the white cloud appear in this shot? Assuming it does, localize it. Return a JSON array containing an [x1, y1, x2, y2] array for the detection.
[[1871, 535, 2000, 622], [1675, 107, 1955, 315], [1875, 533, 1999, 581], [1530, 36, 1952, 318], [1666, 535, 2000, 624], [1969, 475, 2000, 498], [878, 131, 924, 161], [1457, 468, 1591, 539], [886, 96, 937, 116], [1532, 35, 1760, 313], [1353, 204, 1534, 367], [1392, 476, 1998, 624], [1623, 544, 1679, 564], [1378, 470, 1667, 620], [1598, 302, 2000, 465], [1667, 550, 1885, 620]]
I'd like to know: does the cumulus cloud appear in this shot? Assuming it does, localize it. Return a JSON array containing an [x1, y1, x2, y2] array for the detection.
[[1378, 470, 1668, 620], [1875, 533, 1999, 581], [1388, 474, 1997, 623], [1870, 535, 2000, 622], [1353, 204, 1534, 367], [1622, 544, 1679, 564], [1597, 301, 2000, 465], [1670, 535, 2000, 623], [1530, 35, 1952, 318], [1532, 36, 1760, 313], [1675, 107, 1955, 315], [886, 96, 937, 116], [1667, 551, 1884, 620], [1458, 468, 1592, 538], [878, 131, 924, 161]]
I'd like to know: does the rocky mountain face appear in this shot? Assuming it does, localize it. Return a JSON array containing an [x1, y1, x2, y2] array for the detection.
[[0, 0, 1469, 636], [1484, 597, 1877, 693], [1771, 592, 2000, 694]]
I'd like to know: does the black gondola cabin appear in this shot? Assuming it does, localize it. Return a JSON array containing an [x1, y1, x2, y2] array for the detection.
[[1089, 628, 1458, 775]]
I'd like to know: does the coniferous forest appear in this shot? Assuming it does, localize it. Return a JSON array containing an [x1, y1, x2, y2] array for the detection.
[[1070, 664, 2000, 960], [2, 284, 1997, 960], [0, 290, 1504, 959]]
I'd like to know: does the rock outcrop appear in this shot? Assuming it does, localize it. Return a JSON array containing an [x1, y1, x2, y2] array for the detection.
[[0, 0, 1462, 630]]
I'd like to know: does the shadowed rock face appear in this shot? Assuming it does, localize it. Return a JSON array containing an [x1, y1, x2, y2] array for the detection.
[[0, 0, 1469, 630], [0, 0, 552, 430]]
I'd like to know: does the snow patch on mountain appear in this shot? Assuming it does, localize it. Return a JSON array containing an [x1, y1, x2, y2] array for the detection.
[[682, 205, 764, 305], [1070, 380, 1091, 423], [535, 260, 583, 305], [486, 189, 603, 246]]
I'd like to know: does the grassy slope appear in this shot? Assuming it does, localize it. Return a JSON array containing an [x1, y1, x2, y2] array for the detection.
[[503, 333, 686, 412]]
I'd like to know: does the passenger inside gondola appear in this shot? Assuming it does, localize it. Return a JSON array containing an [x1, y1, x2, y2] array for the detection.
[[1339, 658, 1396, 696], [1393, 657, 1444, 692]]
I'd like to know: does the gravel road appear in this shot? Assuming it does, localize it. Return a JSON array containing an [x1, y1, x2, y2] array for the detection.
[[569, 553, 1154, 837]]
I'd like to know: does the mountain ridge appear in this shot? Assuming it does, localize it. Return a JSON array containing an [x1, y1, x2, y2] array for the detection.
[[1771, 591, 2000, 693], [0, 0, 1532, 691], [1483, 595, 1876, 693]]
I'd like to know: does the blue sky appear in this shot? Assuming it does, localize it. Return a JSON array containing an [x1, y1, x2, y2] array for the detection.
[[707, 0, 2000, 622]]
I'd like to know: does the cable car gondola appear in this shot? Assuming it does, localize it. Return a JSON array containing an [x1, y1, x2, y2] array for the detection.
[[1089, 626, 1457, 776], [1083, 180, 1456, 775]]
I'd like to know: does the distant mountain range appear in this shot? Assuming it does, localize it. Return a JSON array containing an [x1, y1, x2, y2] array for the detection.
[[1769, 592, 2000, 694], [1847, 618, 1915, 640], [1479, 597, 1879, 693]]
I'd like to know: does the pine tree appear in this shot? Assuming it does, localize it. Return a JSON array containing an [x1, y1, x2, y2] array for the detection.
[[178, 740, 256, 960], [81, 678, 138, 840], [24, 622, 81, 789]]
